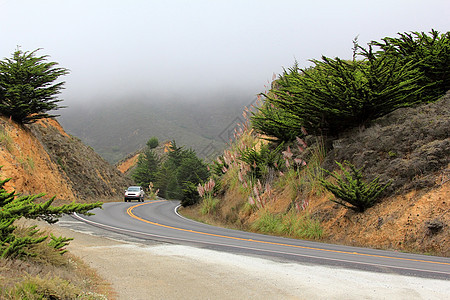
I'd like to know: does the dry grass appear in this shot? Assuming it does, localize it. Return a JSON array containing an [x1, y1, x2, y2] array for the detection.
[[0, 255, 114, 299], [250, 209, 323, 240], [184, 127, 328, 240], [0, 126, 13, 153], [0, 220, 115, 299]]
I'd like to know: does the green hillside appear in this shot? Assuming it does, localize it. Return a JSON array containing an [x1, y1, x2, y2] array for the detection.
[[59, 95, 252, 163]]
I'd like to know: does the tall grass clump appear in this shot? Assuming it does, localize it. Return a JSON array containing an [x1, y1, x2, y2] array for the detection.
[[273, 135, 327, 211], [198, 178, 219, 215], [251, 210, 323, 240], [251, 210, 281, 233]]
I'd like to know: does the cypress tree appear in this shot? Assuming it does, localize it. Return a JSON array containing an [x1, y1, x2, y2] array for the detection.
[[0, 48, 69, 124], [0, 170, 102, 258]]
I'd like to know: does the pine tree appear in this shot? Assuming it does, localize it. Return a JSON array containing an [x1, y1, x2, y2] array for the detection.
[[154, 141, 209, 200], [131, 148, 160, 187]]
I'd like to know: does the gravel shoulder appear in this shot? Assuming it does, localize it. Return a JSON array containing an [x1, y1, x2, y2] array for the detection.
[[38, 220, 450, 300]]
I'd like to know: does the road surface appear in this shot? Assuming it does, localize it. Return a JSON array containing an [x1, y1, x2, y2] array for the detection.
[[72, 200, 450, 280]]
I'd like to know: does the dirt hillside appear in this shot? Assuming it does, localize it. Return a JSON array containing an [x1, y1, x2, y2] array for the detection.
[[0, 116, 132, 202]]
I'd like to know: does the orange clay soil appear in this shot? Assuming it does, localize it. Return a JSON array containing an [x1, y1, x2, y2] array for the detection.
[[309, 179, 449, 256], [257, 177, 449, 256], [117, 153, 140, 174], [0, 117, 77, 200]]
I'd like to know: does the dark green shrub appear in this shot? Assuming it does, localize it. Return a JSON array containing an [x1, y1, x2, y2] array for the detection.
[[180, 182, 200, 207], [251, 103, 300, 142], [319, 161, 391, 212], [146, 137, 159, 149], [254, 50, 422, 138], [238, 142, 284, 179]]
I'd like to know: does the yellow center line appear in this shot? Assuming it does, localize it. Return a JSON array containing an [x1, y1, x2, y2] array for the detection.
[[128, 201, 450, 267]]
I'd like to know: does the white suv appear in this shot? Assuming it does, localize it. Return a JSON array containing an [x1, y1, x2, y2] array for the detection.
[[124, 186, 145, 202]]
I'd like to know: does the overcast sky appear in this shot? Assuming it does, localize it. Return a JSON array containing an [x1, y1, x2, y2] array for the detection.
[[1, 0, 449, 105]]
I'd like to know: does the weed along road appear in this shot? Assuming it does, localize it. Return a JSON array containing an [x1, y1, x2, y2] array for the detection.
[[73, 200, 450, 280]]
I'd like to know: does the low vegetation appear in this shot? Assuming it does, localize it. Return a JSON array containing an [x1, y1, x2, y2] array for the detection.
[[251, 210, 323, 240], [0, 171, 106, 298], [319, 161, 391, 212], [0, 239, 111, 299]]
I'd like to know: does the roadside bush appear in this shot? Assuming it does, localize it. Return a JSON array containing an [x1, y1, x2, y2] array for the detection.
[[10, 225, 69, 267], [238, 142, 284, 179], [181, 182, 201, 207], [319, 161, 391, 212]]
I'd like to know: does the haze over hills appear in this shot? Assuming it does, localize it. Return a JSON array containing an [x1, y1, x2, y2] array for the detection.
[[59, 93, 255, 163]]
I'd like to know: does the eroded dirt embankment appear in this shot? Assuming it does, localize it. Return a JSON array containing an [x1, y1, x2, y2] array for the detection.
[[0, 117, 77, 200], [0, 117, 132, 201]]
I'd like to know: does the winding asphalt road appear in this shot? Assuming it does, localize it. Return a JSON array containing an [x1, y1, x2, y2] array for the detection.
[[72, 200, 450, 280]]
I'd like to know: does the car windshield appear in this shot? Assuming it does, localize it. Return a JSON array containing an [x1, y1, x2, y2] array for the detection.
[[127, 187, 140, 192]]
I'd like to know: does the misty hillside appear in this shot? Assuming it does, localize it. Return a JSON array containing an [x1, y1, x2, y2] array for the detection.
[[59, 95, 253, 163]]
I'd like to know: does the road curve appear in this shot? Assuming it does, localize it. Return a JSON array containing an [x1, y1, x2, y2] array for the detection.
[[73, 200, 450, 280]]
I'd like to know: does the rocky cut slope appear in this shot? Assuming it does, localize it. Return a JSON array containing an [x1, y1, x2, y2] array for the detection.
[[0, 116, 132, 202]]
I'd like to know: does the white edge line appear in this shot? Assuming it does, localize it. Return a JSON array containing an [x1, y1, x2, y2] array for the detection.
[[72, 212, 450, 277]]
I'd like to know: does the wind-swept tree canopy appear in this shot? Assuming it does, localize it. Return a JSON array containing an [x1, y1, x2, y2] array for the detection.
[[0, 48, 69, 124], [252, 30, 449, 141]]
